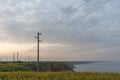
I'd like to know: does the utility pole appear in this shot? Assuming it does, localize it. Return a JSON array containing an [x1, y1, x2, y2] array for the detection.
[[17, 52, 19, 62], [28, 56, 30, 62], [35, 32, 42, 72], [13, 53, 15, 62]]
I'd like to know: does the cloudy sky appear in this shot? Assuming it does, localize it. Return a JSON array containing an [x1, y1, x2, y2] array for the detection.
[[0, 0, 120, 61]]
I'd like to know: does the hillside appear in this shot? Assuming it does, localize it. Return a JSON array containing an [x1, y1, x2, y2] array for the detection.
[[0, 61, 74, 72]]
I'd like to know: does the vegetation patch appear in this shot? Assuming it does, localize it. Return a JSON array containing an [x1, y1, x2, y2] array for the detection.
[[0, 62, 74, 72], [0, 72, 119, 80]]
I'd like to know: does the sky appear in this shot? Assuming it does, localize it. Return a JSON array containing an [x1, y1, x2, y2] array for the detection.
[[0, 0, 120, 61]]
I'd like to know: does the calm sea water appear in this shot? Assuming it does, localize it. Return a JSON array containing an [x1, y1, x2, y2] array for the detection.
[[74, 61, 120, 73]]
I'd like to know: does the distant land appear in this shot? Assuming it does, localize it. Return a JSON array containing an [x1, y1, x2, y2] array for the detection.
[[0, 61, 101, 72]]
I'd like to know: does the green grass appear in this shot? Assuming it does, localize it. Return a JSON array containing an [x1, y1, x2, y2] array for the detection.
[[0, 62, 73, 72], [0, 63, 31, 71], [0, 72, 119, 80]]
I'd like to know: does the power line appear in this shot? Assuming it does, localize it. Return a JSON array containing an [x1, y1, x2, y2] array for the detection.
[[43, 0, 111, 41], [42, 0, 88, 39], [61, 0, 111, 32], [42, 0, 79, 31]]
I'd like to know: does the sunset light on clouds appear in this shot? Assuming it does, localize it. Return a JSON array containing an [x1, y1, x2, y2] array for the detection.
[[0, 0, 120, 61]]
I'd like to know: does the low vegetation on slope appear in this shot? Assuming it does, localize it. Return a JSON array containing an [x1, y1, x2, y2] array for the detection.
[[0, 62, 74, 72]]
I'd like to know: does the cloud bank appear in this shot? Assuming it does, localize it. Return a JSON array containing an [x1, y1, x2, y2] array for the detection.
[[0, 0, 120, 61]]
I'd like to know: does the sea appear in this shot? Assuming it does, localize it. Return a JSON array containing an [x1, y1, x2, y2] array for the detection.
[[74, 61, 120, 73]]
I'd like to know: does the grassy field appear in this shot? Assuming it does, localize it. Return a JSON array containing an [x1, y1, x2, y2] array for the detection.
[[0, 72, 119, 80]]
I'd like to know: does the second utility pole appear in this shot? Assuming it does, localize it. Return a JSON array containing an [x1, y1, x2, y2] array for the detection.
[[36, 32, 42, 72]]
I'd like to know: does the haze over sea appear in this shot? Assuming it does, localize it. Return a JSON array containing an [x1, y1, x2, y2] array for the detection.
[[74, 61, 120, 73]]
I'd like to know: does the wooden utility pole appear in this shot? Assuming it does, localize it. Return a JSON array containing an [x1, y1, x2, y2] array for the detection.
[[28, 56, 30, 62], [35, 32, 42, 72], [13, 53, 15, 61], [17, 52, 19, 62]]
